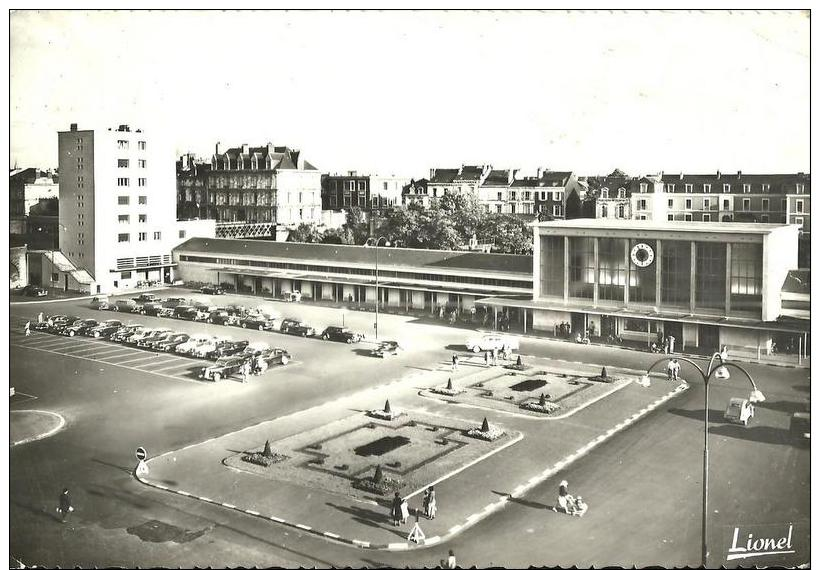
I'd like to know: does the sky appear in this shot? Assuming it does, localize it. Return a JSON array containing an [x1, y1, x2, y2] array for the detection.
[[9, 9, 810, 177]]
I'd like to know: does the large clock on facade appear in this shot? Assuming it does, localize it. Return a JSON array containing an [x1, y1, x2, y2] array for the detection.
[[630, 242, 655, 268]]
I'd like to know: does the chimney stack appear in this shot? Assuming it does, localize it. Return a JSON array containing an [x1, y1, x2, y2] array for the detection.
[[737, 170, 742, 178], [70, 123, 78, 132], [679, 172, 684, 180], [241, 143, 249, 154], [717, 170, 721, 179], [430, 168, 436, 179], [215, 142, 222, 155], [536, 167, 543, 179]]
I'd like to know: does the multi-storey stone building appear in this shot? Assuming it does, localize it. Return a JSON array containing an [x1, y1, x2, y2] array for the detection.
[[177, 143, 322, 239], [321, 172, 409, 214]]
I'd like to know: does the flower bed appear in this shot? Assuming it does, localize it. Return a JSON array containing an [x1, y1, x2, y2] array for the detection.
[[367, 409, 401, 421], [466, 425, 506, 441], [430, 387, 464, 396], [519, 401, 561, 414], [352, 475, 405, 496], [241, 451, 288, 467]]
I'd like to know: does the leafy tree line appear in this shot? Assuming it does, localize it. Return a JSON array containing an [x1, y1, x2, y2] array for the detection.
[[287, 194, 534, 255]]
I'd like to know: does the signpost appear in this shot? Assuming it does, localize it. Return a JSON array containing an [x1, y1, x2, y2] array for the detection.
[[135, 446, 149, 476]]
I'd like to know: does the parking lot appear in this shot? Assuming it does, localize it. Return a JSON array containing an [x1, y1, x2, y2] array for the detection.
[[9, 315, 295, 384]]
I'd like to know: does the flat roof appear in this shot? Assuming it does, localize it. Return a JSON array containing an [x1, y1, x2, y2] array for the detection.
[[532, 219, 794, 235], [175, 237, 533, 275]]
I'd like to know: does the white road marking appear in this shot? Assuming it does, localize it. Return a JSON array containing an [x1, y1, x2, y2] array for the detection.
[[108, 354, 165, 366], [80, 346, 135, 358], [295, 523, 311, 531], [153, 360, 200, 373], [134, 357, 188, 369]]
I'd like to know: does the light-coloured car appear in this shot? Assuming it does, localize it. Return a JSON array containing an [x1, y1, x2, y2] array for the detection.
[[465, 334, 520, 353], [174, 333, 216, 355], [190, 337, 231, 358], [724, 397, 755, 426]]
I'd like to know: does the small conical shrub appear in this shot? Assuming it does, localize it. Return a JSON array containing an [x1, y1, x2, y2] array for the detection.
[[601, 366, 609, 379], [446, 378, 454, 390], [383, 400, 392, 414], [481, 417, 490, 432], [373, 464, 383, 483], [263, 440, 273, 458], [539, 393, 547, 407]]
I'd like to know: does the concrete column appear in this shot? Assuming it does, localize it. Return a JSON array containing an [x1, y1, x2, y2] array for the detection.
[[623, 240, 630, 306], [689, 241, 697, 313], [725, 242, 732, 314], [655, 240, 663, 309], [593, 237, 599, 308], [563, 236, 569, 303], [494, 306, 499, 330]]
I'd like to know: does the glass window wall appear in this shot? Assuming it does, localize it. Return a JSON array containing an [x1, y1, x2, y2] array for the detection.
[[628, 239, 657, 304], [539, 236, 564, 297], [660, 241, 691, 308], [730, 243, 762, 312], [568, 237, 595, 299], [598, 238, 627, 303], [696, 242, 727, 310]]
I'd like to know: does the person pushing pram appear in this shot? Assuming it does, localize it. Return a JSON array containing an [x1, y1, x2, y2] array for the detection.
[[552, 480, 588, 517]]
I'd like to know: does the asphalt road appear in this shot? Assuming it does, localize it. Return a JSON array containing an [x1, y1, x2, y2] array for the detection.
[[9, 290, 811, 567]]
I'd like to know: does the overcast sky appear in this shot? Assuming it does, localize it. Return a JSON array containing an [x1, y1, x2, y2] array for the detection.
[[10, 10, 810, 177]]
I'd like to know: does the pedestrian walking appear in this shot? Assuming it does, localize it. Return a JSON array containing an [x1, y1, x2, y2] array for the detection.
[[239, 361, 249, 383], [390, 492, 403, 526], [422, 486, 437, 520], [24, 321, 31, 336], [516, 354, 523, 368], [451, 353, 459, 372], [671, 358, 681, 382], [484, 351, 490, 367], [666, 360, 675, 382], [668, 335, 676, 354], [491, 348, 498, 366], [57, 488, 73, 522], [400, 497, 410, 524], [554, 480, 570, 513], [446, 550, 457, 569], [37, 311, 44, 323]]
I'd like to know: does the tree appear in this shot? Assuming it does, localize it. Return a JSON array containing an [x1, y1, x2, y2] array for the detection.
[[383, 399, 392, 414], [321, 227, 354, 245], [373, 464, 384, 483], [263, 440, 274, 458], [478, 214, 533, 255], [287, 223, 322, 243], [481, 417, 490, 433], [343, 207, 370, 245], [565, 190, 583, 219]]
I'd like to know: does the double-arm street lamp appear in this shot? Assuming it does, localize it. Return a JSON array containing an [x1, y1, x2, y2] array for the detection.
[[641, 352, 765, 568], [364, 236, 390, 340]]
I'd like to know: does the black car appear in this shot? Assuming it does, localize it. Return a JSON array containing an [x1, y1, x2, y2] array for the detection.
[[20, 285, 48, 297], [206, 340, 250, 360], [155, 333, 191, 352], [240, 315, 278, 331], [199, 356, 250, 382], [200, 285, 224, 295], [174, 306, 207, 321], [137, 329, 175, 349], [61, 318, 99, 337], [142, 302, 165, 316], [110, 324, 146, 342], [281, 321, 317, 337], [162, 297, 189, 309], [320, 326, 364, 343], [207, 310, 239, 326], [86, 319, 124, 338], [133, 293, 159, 304]]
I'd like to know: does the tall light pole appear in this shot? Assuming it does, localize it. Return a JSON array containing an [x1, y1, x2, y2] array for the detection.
[[641, 353, 764, 568], [364, 236, 390, 340]]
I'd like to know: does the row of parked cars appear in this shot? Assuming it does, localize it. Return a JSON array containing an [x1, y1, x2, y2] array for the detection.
[[32, 314, 293, 382], [89, 293, 367, 344]]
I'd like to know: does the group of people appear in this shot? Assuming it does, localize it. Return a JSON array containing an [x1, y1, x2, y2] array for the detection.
[[237, 355, 269, 383], [553, 480, 588, 517], [482, 346, 514, 367], [390, 486, 437, 527], [665, 358, 682, 382], [651, 332, 677, 355]]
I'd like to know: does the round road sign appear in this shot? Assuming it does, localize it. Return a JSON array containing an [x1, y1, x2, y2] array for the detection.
[[135, 447, 147, 461]]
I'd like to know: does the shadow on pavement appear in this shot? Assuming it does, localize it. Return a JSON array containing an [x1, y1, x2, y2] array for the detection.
[[352, 348, 374, 357], [491, 490, 549, 511], [324, 501, 394, 532], [708, 424, 792, 446], [756, 399, 810, 415], [91, 457, 134, 476], [792, 384, 810, 393], [667, 407, 729, 424], [10, 498, 60, 523]]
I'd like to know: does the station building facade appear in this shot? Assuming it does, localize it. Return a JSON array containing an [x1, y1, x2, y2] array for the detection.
[[478, 219, 808, 357], [172, 237, 532, 314]]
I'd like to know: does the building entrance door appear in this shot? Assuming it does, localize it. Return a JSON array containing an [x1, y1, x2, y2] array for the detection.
[[571, 313, 587, 337], [664, 321, 683, 344], [699, 324, 720, 352], [600, 315, 617, 339]]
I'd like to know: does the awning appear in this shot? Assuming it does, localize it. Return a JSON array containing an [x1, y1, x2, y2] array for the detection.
[[476, 295, 811, 334], [111, 262, 177, 273]]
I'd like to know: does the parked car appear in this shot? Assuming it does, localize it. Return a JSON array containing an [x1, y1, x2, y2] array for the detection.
[[90, 296, 110, 310], [240, 315, 279, 331], [279, 318, 300, 332], [137, 328, 175, 348], [206, 340, 250, 360], [113, 299, 143, 313], [190, 337, 232, 358], [162, 297, 189, 309], [258, 347, 292, 366], [320, 326, 364, 343], [207, 310, 240, 326], [174, 306, 208, 321], [371, 340, 403, 358], [155, 333, 191, 352], [281, 320, 317, 337], [20, 285, 48, 297], [724, 397, 755, 426], [200, 285, 224, 295], [87, 319, 124, 338], [157, 307, 175, 318], [50, 317, 83, 334], [62, 318, 98, 337], [142, 302, 165, 316], [465, 334, 520, 353], [36, 314, 75, 332], [279, 291, 302, 302], [199, 356, 250, 382], [124, 328, 157, 345], [174, 333, 217, 355], [110, 324, 146, 342], [133, 292, 159, 304]]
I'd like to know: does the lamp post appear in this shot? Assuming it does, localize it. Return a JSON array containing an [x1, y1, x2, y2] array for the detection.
[[641, 353, 764, 568], [364, 236, 390, 340]]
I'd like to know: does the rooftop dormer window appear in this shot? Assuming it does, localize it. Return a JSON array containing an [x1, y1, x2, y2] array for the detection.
[[601, 188, 609, 199], [639, 183, 647, 194]]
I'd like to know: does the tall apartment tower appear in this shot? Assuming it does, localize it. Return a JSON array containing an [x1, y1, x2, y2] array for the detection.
[[58, 123, 179, 293]]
